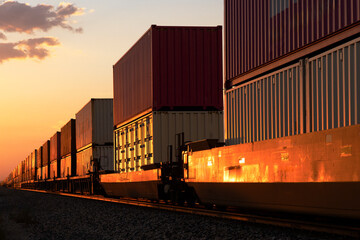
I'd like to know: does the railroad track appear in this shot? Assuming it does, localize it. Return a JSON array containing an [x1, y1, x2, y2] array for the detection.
[[21, 189, 360, 239]]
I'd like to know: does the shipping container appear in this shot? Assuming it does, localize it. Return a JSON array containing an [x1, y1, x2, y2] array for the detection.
[[76, 145, 113, 176], [226, 62, 304, 144], [76, 99, 113, 150], [49, 161, 57, 179], [50, 132, 61, 162], [60, 119, 76, 176], [41, 166, 48, 180], [225, 0, 360, 87], [36, 147, 42, 169], [306, 37, 360, 132], [113, 25, 223, 127], [42, 140, 50, 166], [114, 111, 224, 172]]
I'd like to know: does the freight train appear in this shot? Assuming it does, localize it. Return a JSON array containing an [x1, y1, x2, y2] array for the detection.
[[3, 0, 360, 220]]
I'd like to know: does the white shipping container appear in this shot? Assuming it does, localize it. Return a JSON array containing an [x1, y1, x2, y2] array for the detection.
[[76, 145, 113, 176], [114, 111, 224, 172], [76, 99, 113, 150]]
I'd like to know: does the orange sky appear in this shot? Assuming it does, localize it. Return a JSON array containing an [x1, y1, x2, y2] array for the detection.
[[0, 0, 223, 180]]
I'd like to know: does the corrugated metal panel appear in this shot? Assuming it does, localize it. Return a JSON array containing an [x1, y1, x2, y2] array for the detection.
[[49, 161, 57, 179], [306, 37, 360, 132], [76, 99, 113, 149], [42, 140, 50, 166], [114, 111, 224, 172], [60, 119, 76, 157], [31, 150, 37, 171], [60, 155, 72, 178], [37, 147, 42, 169], [50, 132, 61, 162], [93, 99, 113, 146], [113, 25, 223, 127], [41, 166, 48, 180], [225, 0, 360, 84], [76, 145, 114, 176], [226, 62, 304, 145]]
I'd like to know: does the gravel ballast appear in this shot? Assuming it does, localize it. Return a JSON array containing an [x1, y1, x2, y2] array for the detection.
[[0, 187, 350, 240]]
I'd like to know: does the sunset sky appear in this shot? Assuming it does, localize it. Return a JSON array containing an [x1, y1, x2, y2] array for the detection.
[[0, 0, 223, 180]]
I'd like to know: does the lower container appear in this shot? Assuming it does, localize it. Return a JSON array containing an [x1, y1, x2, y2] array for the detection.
[[76, 145, 114, 176], [114, 111, 224, 172], [42, 166, 48, 180], [49, 161, 57, 179]]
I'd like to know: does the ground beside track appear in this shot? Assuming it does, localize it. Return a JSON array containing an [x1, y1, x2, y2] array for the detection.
[[0, 187, 353, 240]]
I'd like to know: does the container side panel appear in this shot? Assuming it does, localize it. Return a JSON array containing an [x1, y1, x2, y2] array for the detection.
[[42, 140, 50, 166], [113, 29, 152, 126], [152, 26, 223, 112], [226, 62, 303, 145], [50, 132, 61, 162], [75, 100, 92, 149], [60, 119, 76, 157], [93, 99, 114, 145]]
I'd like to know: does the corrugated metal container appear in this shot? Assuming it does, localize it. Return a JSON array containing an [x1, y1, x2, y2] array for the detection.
[[225, 0, 360, 85], [60, 155, 72, 178], [226, 62, 304, 144], [113, 25, 223, 127], [306, 37, 360, 132], [31, 150, 37, 170], [36, 146, 42, 180], [114, 111, 224, 172], [76, 145, 113, 176], [42, 166, 48, 180], [42, 140, 50, 167], [60, 119, 76, 176], [50, 132, 61, 162], [37, 147, 42, 169], [61, 119, 76, 157], [76, 99, 113, 150], [49, 161, 57, 179]]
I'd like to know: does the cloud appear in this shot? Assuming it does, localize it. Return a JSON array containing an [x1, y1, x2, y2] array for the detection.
[[0, 37, 59, 63], [0, 1, 84, 34], [0, 32, 6, 40]]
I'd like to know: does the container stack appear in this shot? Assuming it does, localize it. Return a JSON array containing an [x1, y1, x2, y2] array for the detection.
[[75, 99, 114, 176], [50, 132, 61, 179], [60, 119, 76, 178], [42, 140, 50, 180], [224, 0, 360, 145], [113, 25, 224, 172]]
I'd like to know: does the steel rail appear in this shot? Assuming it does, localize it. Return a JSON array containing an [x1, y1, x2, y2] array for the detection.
[[20, 189, 360, 238]]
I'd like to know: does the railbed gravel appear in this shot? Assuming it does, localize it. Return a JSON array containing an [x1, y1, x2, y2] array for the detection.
[[0, 187, 351, 240]]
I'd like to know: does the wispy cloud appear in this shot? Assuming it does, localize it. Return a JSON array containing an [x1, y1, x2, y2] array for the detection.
[[0, 1, 84, 63], [0, 1, 83, 34], [0, 37, 59, 63]]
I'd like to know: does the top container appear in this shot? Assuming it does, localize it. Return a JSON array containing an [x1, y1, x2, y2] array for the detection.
[[225, 0, 360, 86], [50, 132, 61, 162], [75, 99, 113, 150], [37, 147, 42, 169], [42, 140, 50, 166], [61, 119, 76, 157], [113, 25, 223, 127]]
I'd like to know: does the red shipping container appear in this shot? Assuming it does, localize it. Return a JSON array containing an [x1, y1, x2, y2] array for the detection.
[[113, 25, 223, 127], [50, 132, 61, 162], [225, 0, 360, 86]]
